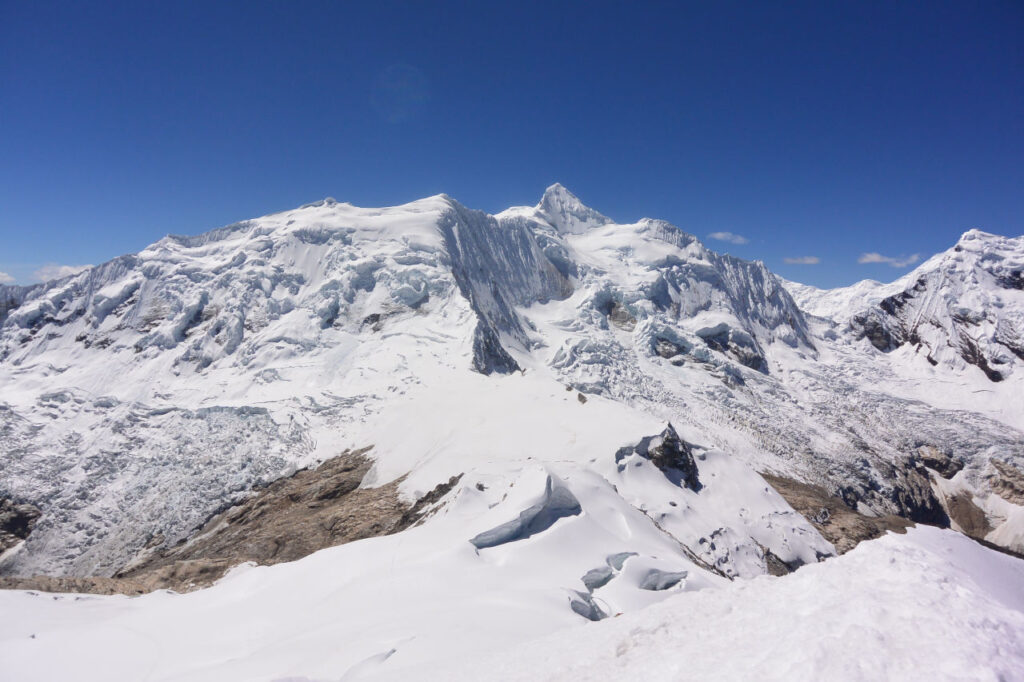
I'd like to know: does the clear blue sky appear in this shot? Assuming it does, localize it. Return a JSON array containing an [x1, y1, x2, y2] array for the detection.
[[1, 1, 1021, 288]]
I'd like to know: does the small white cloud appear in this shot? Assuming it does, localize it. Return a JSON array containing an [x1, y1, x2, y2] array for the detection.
[[708, 231, 749, 245], [783, 256, 820, 265], [857, 252, 921, 268], [0, 271, 14, 284], [32, 263, 91, 282]]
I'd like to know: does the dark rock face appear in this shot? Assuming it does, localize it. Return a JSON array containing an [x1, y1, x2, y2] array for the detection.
[[616, 424, 701, 492], [699, 330, 731, 354], [471, 321, 520, 375], [654, 337, 684, 359], [823, 448, 950, 528], [996, 270, 1024, 290], [829, 454, 951, 529], [361, 312, 382, 330], [957, 331, 1003, 382], [598, 299, 637, 332], [730, 345, 768, 373], [396, 474, 463, 532], [849, 282, 923, 352], [994, 320, 1024, 361], [0, 498, 41, 553], [851, 311, 901, 352], [762, 474, 912, 555], [945, 492, 991, 538], [882, 457, 951, 527], [762, 547, 797, 576], [0, 284, 44, 331], [696, 328, 769, 373], [916, 446, 964, 479]]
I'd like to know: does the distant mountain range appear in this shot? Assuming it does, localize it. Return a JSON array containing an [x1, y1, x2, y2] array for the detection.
[[1, 185, 1022, 680]]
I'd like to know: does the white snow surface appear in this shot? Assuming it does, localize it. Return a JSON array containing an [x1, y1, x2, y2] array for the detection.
[[1, 526, 1021, 682], [404, 526, 1024, 682]]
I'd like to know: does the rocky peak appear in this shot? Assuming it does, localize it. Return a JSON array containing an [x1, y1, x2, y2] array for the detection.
[[615, 424, 701, 492], [536, 183, 612, 234]]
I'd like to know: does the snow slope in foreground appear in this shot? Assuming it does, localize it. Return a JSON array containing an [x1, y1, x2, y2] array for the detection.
[[412, 526, 1024, 682], [1, 526, 1022, 682]]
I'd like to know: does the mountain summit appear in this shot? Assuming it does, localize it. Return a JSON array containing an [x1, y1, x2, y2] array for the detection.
[[535, 182, 613, 234], [784, 228, 1024, 382]]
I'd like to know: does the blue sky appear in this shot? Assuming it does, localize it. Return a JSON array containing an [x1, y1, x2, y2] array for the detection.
[[1, 1, 1021, 288]]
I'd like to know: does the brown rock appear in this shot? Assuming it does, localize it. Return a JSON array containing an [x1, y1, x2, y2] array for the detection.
[[944, 492, 991, 538], [990, 459, 1024, 506], [3, 448, 462, 595], [762, 473, 912, 554]]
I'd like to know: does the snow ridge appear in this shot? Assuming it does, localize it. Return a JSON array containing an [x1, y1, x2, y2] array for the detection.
[[536, 182, 613, 234]]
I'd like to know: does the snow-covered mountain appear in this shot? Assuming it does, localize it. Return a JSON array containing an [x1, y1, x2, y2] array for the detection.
[[789, 229, 1024, 381], [1, 185, 1023, 680]]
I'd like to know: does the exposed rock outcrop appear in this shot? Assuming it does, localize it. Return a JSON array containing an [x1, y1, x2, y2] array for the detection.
[[697, 327, 769, 373], [654, 336, 686, 360], [989, 459, 1024, 506], [470, 320, 521, 374], [599, 299, 637, 332], [115, 447, 392, 584], [616, 424, 701, 492], [944, 492, 992, 539], [116, 448, 461, 591], [0, 575, 150, 596], [916, 446, 965, 479], [0, 499, 41, 554], [1, 449, 461, 594], [886, 458, 951, 527], [762, 473, 911, 554]]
